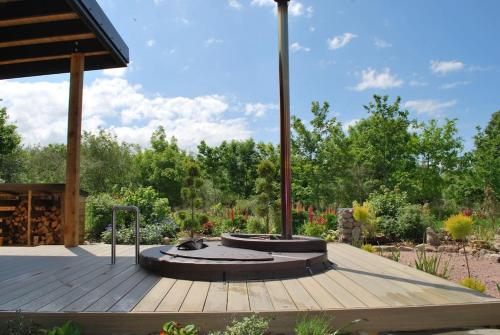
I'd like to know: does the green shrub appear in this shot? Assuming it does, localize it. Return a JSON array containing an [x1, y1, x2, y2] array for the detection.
[[445, 214, 473, 240], [0, 312, 40, 335], [368, 186, 409, 218], [162, 321, 198, 335], [292, 210, 308, 234], [209, 315, 269, 335], [460, 277, 486, 293], [85, 193, 118, 241], [414, 249, 450, 279], [101, 222, 175, 244], [324, 214, 338, 231], [303, 223, 326, 237], [353, 201, 377, 239], [361, 244, 375, 253], [246, 217, 267, 234], [376, 216, 398, 240], [43, 321, 82, 335], [294, 315, 332, 335], [121, 186, 171, 227], [395, 204, 432, 242]]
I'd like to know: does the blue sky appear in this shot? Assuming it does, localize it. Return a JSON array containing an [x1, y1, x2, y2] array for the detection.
[[2, 0, 499, 151]]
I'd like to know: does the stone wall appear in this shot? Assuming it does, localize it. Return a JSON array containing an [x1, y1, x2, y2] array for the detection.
[[337, 208, 362, 243]]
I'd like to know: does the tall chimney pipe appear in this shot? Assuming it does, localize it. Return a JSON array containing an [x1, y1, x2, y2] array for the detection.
[[275, 0, 292, 240]]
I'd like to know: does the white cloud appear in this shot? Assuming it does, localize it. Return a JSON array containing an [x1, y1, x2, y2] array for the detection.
[[430, 60, 465, 75], [102, 67, 127, 78], [205, 38, 223, 47], [290, 42, 310, 53], [244, 103, 278, 118], [374, 37, 392, 49], [146, 39, 156, 47], [439, 81, 469, 90], [404, 99, 457, 117], [228, 0, 242, 10], [328, 33, 357, 50], [409, 80, 428, 87], [250, 0, 307, 17], [342, 119, 360, 132], [353, 68, 403, 91], [0, 78, 254, 150]]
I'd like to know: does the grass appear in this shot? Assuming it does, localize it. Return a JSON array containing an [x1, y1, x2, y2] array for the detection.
[[414, 249, 450, 279]]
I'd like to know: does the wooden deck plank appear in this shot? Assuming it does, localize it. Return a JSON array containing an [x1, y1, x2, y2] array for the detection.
[[180, 281, 211, 312], [332, 243, 489, 303], [85, 270, 149, 312], [247, 281, 274, 311], [282, 279, 319, 310], [63, 265, 141, 312], [203, 282, 228, 312], [264, 280, 296, 311], [133, 277, 176, 312], [227, 282, 250, 312], [37, 263, 135, 312], [298, 276, 343, 309], [108, 274, 160, 312], [312, 273, 366, 308], [156, 280, 192, 312]]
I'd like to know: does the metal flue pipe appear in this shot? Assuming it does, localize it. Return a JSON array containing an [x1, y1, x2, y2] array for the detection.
[[275, 0, 293, 240]]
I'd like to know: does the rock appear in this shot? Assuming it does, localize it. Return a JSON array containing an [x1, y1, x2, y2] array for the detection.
[[352, 227, 361, 241], [342, 221, 353, 229], [374, 245, 396, 252], [459, 246, 473, 254], [487, 253, 500, 263], [426, 227, 441, 247], [416, 243, 436, 252], [163, 237, 171, 245], [437, 245, 460, 253], [470, 239, 487, 251], [399, 246, 413, 251]]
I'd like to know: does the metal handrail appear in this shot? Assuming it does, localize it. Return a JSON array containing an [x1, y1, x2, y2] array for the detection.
[[111, 205, 140, 264]]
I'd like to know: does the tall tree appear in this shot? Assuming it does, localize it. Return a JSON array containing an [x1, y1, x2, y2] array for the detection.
[[181, 161, 204, 237], [348, 95, 417, 200], [135, 127, 188, 206], [23, 144, 66, 183], [0, 105, 22, 182], [291, 101, 350, 208], [473, 111, 499, 197]]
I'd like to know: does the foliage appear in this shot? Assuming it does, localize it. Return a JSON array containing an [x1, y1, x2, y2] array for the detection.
[[255, 160, 279, 233], [353, 201, 377, 238], [324, 214, 338, 231], [383, 249, 401, 262], [85, 193, 118, 241], [292, 208, 308, 234], [246, 217, 267, 234], [22, 144, 66, 184], [414, 249, 450, 279], [0, 312, 40, 335], [209, 315, 269, 335], [361, 244, 375, 253], [294, 315, 332, 335], [303, 222, 326, 237], [42, 321, 82, 335], [101, 222, 175, 244], [181, 162, 204, 236], [395, 204, 433, 242], [368, 186, 409, 219], [121, 186, 171, 227], [460, 277, 486, 293], [161, 321, 198, 335], [323, 229, 339, 242], [444, 214, 473, 241], [0, 106, 22, 182]]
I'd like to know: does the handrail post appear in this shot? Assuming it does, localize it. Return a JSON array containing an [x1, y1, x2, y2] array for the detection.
[[111, 205, 140, 265]]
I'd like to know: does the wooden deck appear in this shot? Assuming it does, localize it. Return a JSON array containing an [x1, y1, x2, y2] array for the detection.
[[0, 243, 498, 334]]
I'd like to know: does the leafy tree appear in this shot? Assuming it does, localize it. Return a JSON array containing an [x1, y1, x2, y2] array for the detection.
[[181, 161, 204, 236], [80, 130, 137, 194], [22, 144, 66, 183], [291, 101, 350, 208], [255, 160, 279, 233], [473, 111, 499, 198], [0, 105, 22, 182], [414, 119, 463, 204], [135, 127, 188, 206], [348, 95, 417, 200]]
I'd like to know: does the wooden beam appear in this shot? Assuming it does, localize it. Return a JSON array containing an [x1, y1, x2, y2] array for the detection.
[[0, 33, 95, 48], [64, 53, 85, 248], [0, 13, 79, 28], [27, 190, 32, 246], [0, 51, 109, 66]]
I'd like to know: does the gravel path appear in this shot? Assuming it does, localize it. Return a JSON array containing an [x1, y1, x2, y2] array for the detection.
[[398, 250, 500, 298]]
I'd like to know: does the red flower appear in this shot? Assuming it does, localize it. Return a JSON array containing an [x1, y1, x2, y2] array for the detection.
[[462, 208, 473, 217], [160, 331, 166, 335], [308, 206, 314, 223], [316, 216, 326, 225]]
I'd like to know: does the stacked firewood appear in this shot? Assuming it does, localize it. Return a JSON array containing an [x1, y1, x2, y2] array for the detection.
[[5, 200, 28, 245], [4, 201, 63, 245], [31, 205, 63, 245]]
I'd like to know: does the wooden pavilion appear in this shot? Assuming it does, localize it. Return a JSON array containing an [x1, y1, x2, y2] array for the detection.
[[0, 0, 129, 247]]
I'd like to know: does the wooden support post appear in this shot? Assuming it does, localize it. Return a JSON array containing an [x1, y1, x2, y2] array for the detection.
[[27, 190, 32, 246], [64, 53, 84, 247]]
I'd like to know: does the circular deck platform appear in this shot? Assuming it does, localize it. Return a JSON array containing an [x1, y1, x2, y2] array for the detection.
[[139, 241, 330, 281], [221, 233, 326, 252]]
